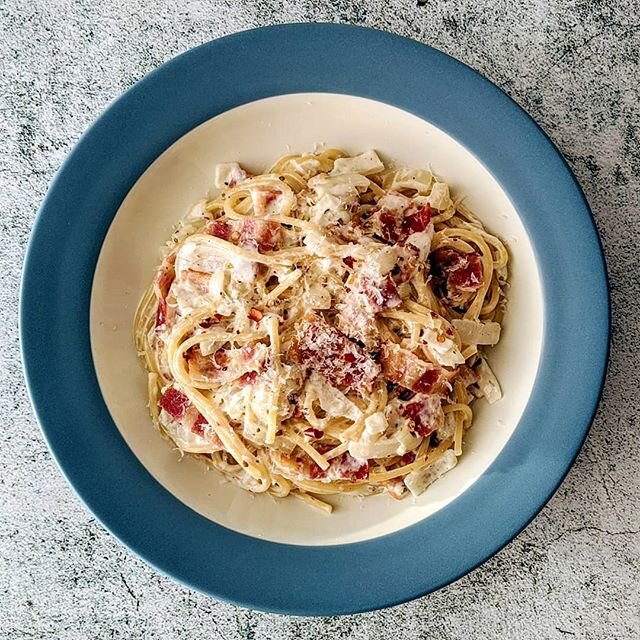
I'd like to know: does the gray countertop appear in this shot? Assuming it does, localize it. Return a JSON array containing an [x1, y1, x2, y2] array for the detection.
[[1, 1, 638, 638]]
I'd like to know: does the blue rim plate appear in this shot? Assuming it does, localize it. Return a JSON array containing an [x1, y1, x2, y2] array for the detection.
[[20, 24, 609, 615]]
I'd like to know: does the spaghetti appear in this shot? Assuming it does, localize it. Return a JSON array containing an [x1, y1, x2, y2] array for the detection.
[[134, 149, 508, 512]]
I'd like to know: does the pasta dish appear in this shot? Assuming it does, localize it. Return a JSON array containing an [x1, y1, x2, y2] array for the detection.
[[134, 149, 508, 513]]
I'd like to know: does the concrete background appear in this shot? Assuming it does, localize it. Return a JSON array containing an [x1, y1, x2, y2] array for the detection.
[[1, 1, 638, 638]]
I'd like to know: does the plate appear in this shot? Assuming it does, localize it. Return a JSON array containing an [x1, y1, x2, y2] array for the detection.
[[92, 92, 544, 545], [20, 24, 609, 614]]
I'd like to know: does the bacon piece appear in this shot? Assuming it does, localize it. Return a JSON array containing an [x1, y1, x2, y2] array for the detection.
[[378, 210, 404, 243], [430, 248, 484, 296], [207, 220, 233, 241], [187, 347, 225, 379], [360, 274, 401, 312], [248, 307, 263, 322], [252, 188, 280, 215], [376, 203, 432, 244], [240, 344, 257, 362], [336, 291, 380, 350], [400, 394, 444, 437], [159, 387, 190, 420], [191, 412, 208, 436], [448, 253, 483, 291], [380, 342, 446, 394], [154, 253, 176, 328], [399, 451, 416, 465], [155, 298, 167, 328], [337, 259, 402, 348], [240, 218, 282, 252], [405, 204, 432, 234], [303, 427, 324, 440], [455, 364, 479, 388], [200, 314, 223, 329], [413, 368, 441, 394], [239, 371, 258, 385], [309, 453, 369, 481], [288, 313, 380, 395], [188, 411, 223, 449], [159, 389, 224, 451], [186, 344, 266, 384]]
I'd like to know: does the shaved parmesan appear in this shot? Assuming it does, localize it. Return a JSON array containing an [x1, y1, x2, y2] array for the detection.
[[383, 168, 433, 194], [377, 192, 411, 215], [348, 438, 399, 459], [330, 150, 384, 176], [452, 319, 501, 346], [308, 172, 370, 199], [427, 182, 452, 210], [404, 450, 458, 497], [215, 162, 247, 188], [476, 358, 502, 404]]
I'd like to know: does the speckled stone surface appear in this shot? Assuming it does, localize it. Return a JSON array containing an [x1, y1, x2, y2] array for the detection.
[[1, 1, 638, 638]]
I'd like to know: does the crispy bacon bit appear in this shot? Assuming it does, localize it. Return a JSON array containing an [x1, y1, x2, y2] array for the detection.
[[200, 314, 223, 329], [400, 394, 445, 437], [337, 264, 401, 348], [155, 298, 167, 328], [309, 453, 369, 481], [207, 220, 233, 241], [248, 307, 263, 322], [252, 188, 280, 215], [153, 253, 176, 328], [360, 275, 401, 312], [379, 210, 403, 243], [380, 342, 445, 394], [399, 451, 416, 465], [239, 371, 258, 385], [288, 313, 380, 395], [187, 347, 223, 379], [303, 427, 324, 440], [376, 203, 432, 244], [343, 256, 356, 268], [455, 364, 479, 388], [314, 443, 335, 455], [405, 203, 432, 234], [212, 350, 229, 367], [159, 387, 190, 420], [448, 253, 483, 291], [431, 248, 484, 296], [186, 344, 265, 383], [240, 219, 282, 252], [413, 368, 441, 394], [240, 344, 256, 362], [190, 412, 223, 448], [155, 255, 175, 299], [192, 412, 207, 436]]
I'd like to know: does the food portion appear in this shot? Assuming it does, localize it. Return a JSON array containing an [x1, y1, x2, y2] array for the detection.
[[134, 149, 509, 513]]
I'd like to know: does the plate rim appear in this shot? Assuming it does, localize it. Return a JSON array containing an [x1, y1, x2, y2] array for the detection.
[[20, 23, 610, 615]]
